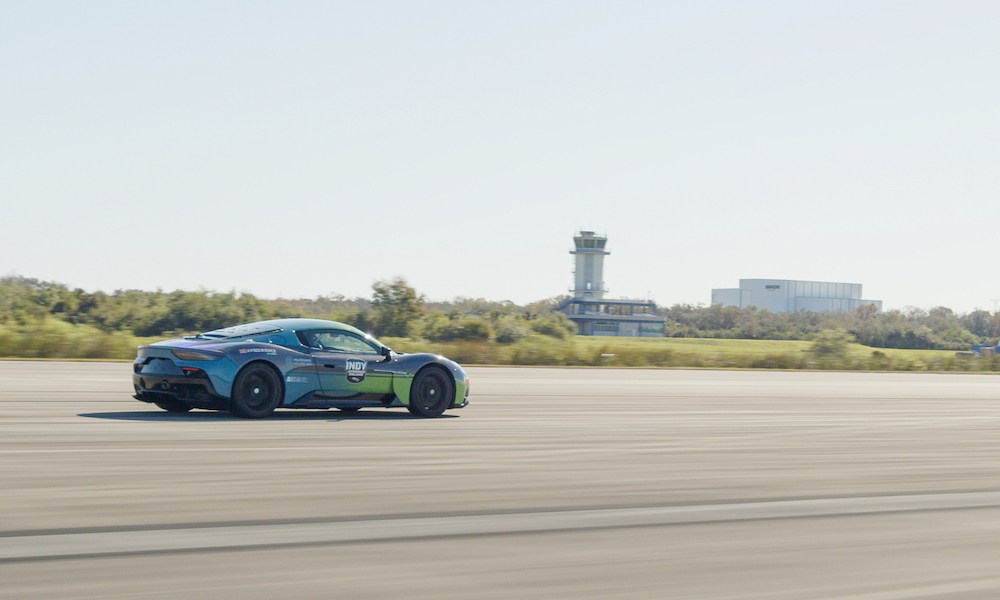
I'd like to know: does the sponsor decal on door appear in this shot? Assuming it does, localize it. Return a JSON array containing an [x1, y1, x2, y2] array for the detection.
[[346, 359, 367, 383]]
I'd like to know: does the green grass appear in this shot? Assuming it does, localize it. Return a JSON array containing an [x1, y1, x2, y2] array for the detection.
[[576, 336, 814, 356], [380, 334, 985, 371], [0, 322, 990, 372], [574, 336, 957, 361]]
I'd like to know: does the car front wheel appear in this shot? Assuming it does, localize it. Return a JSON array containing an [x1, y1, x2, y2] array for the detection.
[[408, 367, 453, 418]]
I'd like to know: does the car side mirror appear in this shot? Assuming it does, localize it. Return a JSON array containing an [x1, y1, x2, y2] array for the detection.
[[381, 346, 392, 361]]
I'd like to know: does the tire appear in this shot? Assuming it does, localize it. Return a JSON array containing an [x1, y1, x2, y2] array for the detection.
[[230, 363, 282, 419], [408, 367, 453, 418], [153, 399, 192, 413]]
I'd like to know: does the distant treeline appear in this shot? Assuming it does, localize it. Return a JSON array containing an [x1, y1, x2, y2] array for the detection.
[[0, 276, 576, 358], [0, 275, 997, 358], [662, 303, 992, 350]]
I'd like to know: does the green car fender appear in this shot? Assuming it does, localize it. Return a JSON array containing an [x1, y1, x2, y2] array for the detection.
[[391, 358, 468, 407], [392, 371, 416, 406]]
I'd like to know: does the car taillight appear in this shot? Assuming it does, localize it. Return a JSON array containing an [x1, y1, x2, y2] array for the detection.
[[171, 349, 223, 361]]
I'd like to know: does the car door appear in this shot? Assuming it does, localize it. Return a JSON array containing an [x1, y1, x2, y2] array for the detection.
[[301, 330, 393, 398]]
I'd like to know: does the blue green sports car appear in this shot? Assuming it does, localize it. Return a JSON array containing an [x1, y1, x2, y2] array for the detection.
[[132, 318, 469, 418]]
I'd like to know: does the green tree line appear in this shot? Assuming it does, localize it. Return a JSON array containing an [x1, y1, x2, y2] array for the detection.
[[2, 275, 999, 359], [661, 303, 993, 350], [0, 276, 576, 358]]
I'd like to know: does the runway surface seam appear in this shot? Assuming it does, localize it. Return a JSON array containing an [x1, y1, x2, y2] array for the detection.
[[5, 490, 1000, 564]]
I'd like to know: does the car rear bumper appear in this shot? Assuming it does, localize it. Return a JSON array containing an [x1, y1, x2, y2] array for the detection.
[[132, 372, 227, 410]]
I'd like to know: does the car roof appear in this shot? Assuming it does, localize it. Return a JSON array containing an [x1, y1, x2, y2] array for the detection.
[[206, 318, 367, 338]]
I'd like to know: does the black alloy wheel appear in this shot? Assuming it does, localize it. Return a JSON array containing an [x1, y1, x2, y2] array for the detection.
[[408, 367, 453, 418], [230, 364, 282, 419]]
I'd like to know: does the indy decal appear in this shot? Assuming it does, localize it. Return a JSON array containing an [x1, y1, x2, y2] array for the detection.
[[346, 359, 367, 383]]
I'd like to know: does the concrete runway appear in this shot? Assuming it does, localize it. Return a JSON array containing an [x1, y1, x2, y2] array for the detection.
[[3, 362, 1000, 598]]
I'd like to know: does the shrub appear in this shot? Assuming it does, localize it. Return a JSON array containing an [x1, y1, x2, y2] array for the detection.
[[494, 316, 531, 344], [811, 328, 854, 357], [529, 313, 577, 339], [423, 315, 493, 342]]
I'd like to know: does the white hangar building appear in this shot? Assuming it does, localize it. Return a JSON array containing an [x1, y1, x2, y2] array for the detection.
[[711, 279, 882, 313]]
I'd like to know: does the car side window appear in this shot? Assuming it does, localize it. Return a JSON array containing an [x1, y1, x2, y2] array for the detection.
[[300, 330, 380, 355]]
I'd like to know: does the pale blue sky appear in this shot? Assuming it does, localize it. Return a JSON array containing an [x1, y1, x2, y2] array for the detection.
[[2, 1, 998, 311]]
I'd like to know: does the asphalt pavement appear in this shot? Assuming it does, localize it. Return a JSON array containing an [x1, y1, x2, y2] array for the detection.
[[3, 362, 1000, 598]]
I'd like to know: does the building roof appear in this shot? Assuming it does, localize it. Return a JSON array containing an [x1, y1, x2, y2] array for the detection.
[[559, 297, 659, 308]]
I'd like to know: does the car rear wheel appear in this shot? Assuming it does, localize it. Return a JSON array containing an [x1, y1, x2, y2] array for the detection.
[[153, 399, 192, 413], [408, 367, 453, 418], [230, 364, 282, 419]]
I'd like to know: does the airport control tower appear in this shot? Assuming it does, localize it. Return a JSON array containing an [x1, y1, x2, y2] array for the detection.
[[570, 230, 609, 299], [560, 230, 666, 336]]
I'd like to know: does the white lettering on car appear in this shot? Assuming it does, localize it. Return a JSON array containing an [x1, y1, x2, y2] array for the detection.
[[239, 348, 277, 355]]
